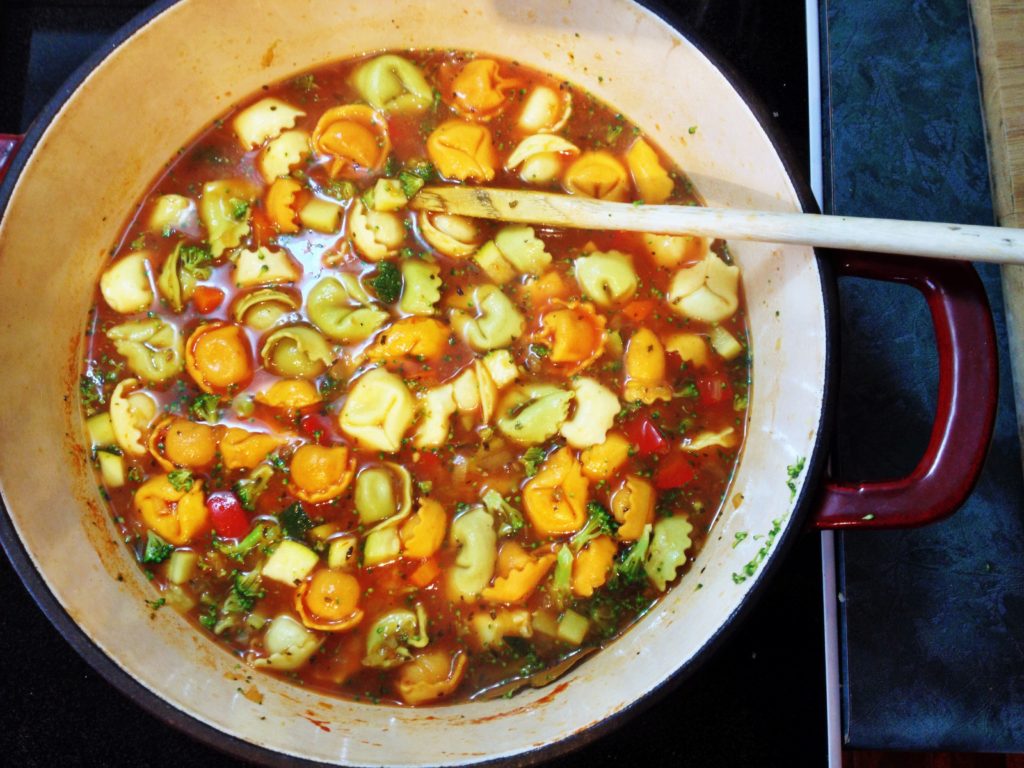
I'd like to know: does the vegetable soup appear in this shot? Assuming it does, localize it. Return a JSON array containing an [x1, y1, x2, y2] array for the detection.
[[79, 50, 749, 705]]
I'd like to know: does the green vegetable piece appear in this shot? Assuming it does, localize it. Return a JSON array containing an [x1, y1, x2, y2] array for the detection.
[[189, 393, 220, 423], [398, 171, 425, 199], [570, 501, 619, 552], [279, 503, 314, 540], [232, 465, 274, 512], [215, 520, 281, 560], [551, 544, 573, 605], [369, 261, 403, 304], [615, 523, 652, 586], [481, 489, 525, 537], [167, 468, 194, 492], [520, 446, 546, 477], [141, 531, 173, 564], [644, 516, 694, 591]]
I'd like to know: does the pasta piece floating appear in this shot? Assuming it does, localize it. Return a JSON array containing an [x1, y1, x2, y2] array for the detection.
[[645, 516, 693, 591], [560, 377, 619, 449], [495, 383, 573, 445], [482, 349, 519, 389], [625, 137, 674, 204], [533, 301, 606, 374], [265, 178, 302, 234], [134, 474, 207, 546], [400, 259, 442, 315], [106, 318, 184, 384], [517, 85, 572, 133], [155, 243, 199, 314], [363, 606, 429, 669], [199, 180, 256, 257], [664, 332, 710, 368], [580, 431, 631, 481], [257, 129, 311, 182], [349, 201, 406, 261], [232, 246, 302, 288], [233, 287, 301, 331], [260, 325, 334, 379], [295, 570, 364, 632], [186, 322, 254, 394], [470, 609, 532, 650], [255, 378, 322, 410], [158, 417, 218, 469], [505, 134, 579, 184], [472, 225, 551, 284], [101, 252, 153, 314], [452, 360, 499, 423], [338, 368, 415, 452], [148, 194, 197, 235], [401, 499, 448, 559], [451, 59, 522, 118], [523, 447, 589, 536], [611, 475, 656, 541], [220, 428, 284, 470], [109, 379, 157, 457], [623, 327, 672, 404], [418, 212, 483, 258], [683, 427, 737, 452], [395, 649, 467, 705], [353, 54, 433, 114], [450, 284, 526, 351], [313, 104, 391, 178], [290, 444, 356, 503], [307, 275, 388, 342], [354, 462, 413, 528], [574, 249, 638, 308], [365, 316, 450, 362], [427, 120, 498, 182], [254, 615, 321, 671], [446, 505, 497, 602], [642, 232, 709, 269], [414, 384, 456, 449], [572, 535, 617, 597], [667, 252, 741, 323], [233, 97, 305, 150], [563, 151, 631, 201], [481, 541, 556, 604]]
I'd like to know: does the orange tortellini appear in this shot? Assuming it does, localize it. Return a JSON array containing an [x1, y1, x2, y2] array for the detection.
[[313, 104, 391, 177], [427, 119, 498, 181]]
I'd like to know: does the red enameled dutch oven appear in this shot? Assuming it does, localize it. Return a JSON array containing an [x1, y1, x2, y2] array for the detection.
[[0, 0, 997, 765]]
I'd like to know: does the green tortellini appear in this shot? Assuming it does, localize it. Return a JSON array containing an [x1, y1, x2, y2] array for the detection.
[[362, 604, 430, 669], [644, 516, 694, 591], [106, 318, 184, 384], [307, 275, 389, 342], [233, 288, 300, 331], [472, 225, 552, 284], [573, 249, 638, 308], [450, 284, 525, 351], [199, 180, 255, 257], [156, 242, 199, 312], [399, 259, 442, 316], [353, 54, 433, 114], [260, 325, 334, 378], [446, 505, 497, 602], [355, 463, 413, 528], [496, 383, 574, 445]]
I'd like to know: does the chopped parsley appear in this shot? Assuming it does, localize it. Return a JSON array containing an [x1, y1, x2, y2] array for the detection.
[[786, 457, 806, 500]]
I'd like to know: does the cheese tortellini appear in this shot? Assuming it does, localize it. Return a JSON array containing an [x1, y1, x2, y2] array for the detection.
[[563, 151, 631, 201], [418, 212, 482, 258], [574, 249, 638, 307], [350, 201, 406, 261], [232, 246, 302, 288], [505, 134, 579, 184], [100, 252, 153, 314], [668, 252, 741, 323], [559, 377, 620, 449], [427, 120, 498, 182], [518, 85, 572, 133], [313, 104, 391, 177], [473, 225, 552, 284], [200, 180, 256, 257], [353, 54, 433, 114], [106, 318, 184, 383], [399, 259, 442, 315], [233, 97, 305, 150], [645, 516, 694, 591], [450, 284, 525, 351], [232, 288, 300, 331], [446, 505, 497, 602], [625, 137, 674, 204], [338, 368, 415, 452], [260, 325, 334, 378], [109, 379, 157, 457], [307, 275, 388, 342], [496, 383, 574, 445]]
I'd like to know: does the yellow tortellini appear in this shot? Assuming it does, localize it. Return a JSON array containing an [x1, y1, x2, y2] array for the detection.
[[395, 649, 467, 705], [147, 194, 197, 235], [200, 180, 256, 257], [260, 325, 334, 378], [418, 212, 482, 258], [451, 359, 499, 423], [307, 275, 388, 342], [232, 288, 301, 331], [642, 233, 710, 269], [644, 516, 693, 591], [254, 615, 322, 671], [450, 284, 525, 351], [108, 379, 157, 457], [563, 151, 631, 201], [472, 225, 551, 284], [623, 327, 672, 405], [232, 97, 305, 150], [496, 383, 574, 445], [625, 137, 674, 204], [518, 86, 573, 133], [573, 249, 638, 307], [683, 427, 737, 452], [106, 318, 184, 383], [257, 129, 311, 183], [362, 605, 429, 669], [349, 201, 406, 262], [100, 252, 153, 314], [156, 242, 199, 312], [505, 134, 579, 184], [559, 377, 620, 449], [446, 505, 497, 603], [353, 54, 433, 114], [469, 609, 532, 650], [427, 120, 498, 182], [338, 368, 415, 452], [413, 384, 457, 449], [667, 252, 741, 323], [232, 246, 302, 288], [399, 259, 442, 315]]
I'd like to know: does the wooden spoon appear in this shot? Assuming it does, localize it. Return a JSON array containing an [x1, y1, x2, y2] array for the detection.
[[410, 186, 1024, 264]]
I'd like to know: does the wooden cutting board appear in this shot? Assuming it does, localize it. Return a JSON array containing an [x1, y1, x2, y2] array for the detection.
[[971, 0, 1024, 451]]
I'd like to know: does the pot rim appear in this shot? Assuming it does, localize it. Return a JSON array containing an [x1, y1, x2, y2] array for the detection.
[[0, 1, 838, 765]]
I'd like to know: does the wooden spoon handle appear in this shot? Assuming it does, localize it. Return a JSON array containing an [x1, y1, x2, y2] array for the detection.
[[410, 186, 1024, 264]]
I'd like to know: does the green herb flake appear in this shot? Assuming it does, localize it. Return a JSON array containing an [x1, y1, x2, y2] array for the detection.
[[786, 456, 807, 501], [732, 531, 748, 549], [732, 517, 784, 584]]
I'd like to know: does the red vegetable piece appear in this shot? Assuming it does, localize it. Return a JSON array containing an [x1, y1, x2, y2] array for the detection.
[[192, 285, 225, 314], [624, 416, 669, 456], [299, 412, 334, 444], [654, 452, 696, 490], [620, 299, 657, 324], [206, 491, 250, 539], [697, 373, 733, 406]]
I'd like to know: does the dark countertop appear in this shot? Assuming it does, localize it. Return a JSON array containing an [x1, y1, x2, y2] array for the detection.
[[0, 1, 829, 766]]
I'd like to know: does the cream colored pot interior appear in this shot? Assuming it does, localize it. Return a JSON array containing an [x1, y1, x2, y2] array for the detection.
[[0, 0, 826, 764]]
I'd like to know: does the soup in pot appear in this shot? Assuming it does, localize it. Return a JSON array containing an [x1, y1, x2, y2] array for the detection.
[[79, 49, 749, 705]]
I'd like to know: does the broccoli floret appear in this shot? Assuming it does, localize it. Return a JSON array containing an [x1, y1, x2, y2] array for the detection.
[[520, 446, 546, 477], [550, 544, 573, 607], [570, 501, 619, 552], [178, 244, 214, 279], [615, 523, 652, 586], [279, 503, 313, 540], [223, 569, 263, 613], [369, 261, 402, 304], [167, 468, 194, 492], [481, 489, 525, 537], [189, 392, 220, 423], [140, 531, 173, 564], [398, 171, 426, 199], [214, 521, 279, 560], [233, 465, 272, 511]]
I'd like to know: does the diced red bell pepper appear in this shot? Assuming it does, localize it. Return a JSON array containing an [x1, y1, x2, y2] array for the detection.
[[654, 452, 696, 490], [299, 412, 334, 444], [206, 491, 250, 539], [620, 299, 657, 323], [624, 416, 669, 456], [192, 285, 225, 314], [697, 373, 734, 406]]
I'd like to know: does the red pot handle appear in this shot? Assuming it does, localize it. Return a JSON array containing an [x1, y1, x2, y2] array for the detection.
[[812, 252, 997, 529], [0, 134, 24, 187]]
